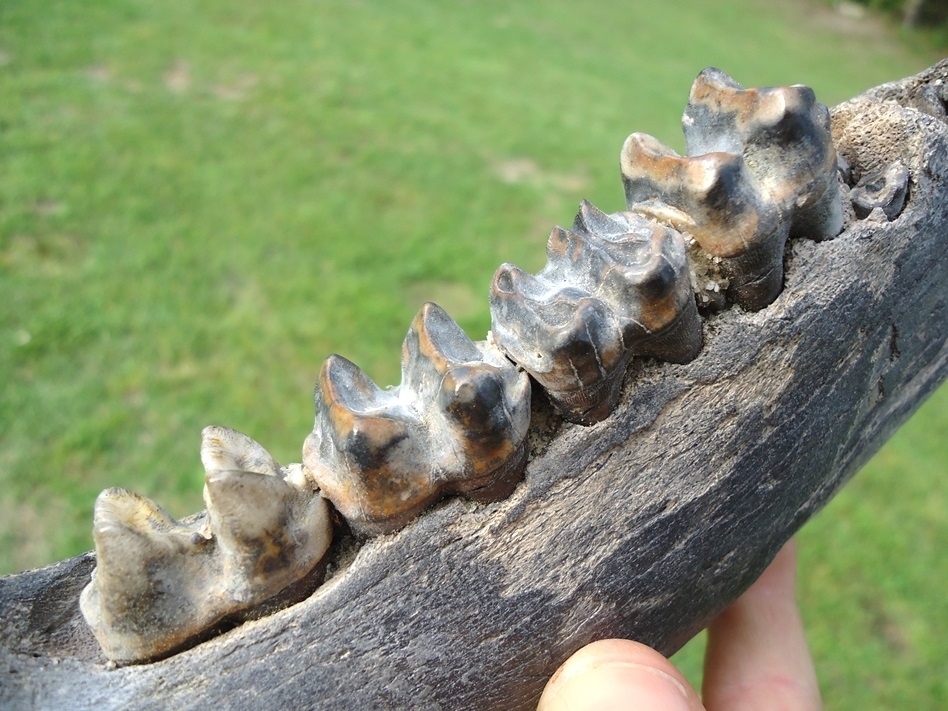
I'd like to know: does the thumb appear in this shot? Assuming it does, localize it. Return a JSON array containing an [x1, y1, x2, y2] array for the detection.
[[538, 638, 706, 711]]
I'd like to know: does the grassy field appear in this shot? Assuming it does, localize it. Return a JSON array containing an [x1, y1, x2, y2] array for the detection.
[[1, 0, 944, 706]]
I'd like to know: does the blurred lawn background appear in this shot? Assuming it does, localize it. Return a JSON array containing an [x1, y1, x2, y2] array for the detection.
[[1, 0, 944, 706]]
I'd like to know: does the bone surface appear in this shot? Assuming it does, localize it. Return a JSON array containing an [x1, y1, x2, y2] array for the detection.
[[304, 302, 531, 535], [78, 426, 332, 663], [1, 63, 945, 710], [490, 200, 701, 424]]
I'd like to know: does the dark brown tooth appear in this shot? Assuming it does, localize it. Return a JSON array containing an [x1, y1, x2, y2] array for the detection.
[[621, 132, 788, 311], [79, 427, 332, 664], [304, 302, 531, 535], [683, 67, 843, 242], [490, 201, 700, 424]]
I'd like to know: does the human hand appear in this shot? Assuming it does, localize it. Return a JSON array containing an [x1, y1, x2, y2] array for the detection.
[[537, 539, 820, 710]]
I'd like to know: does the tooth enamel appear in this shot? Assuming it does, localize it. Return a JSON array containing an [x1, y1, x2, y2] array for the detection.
[[621, 132, 788, 311], [621, 68, 842, 312], [489, 200, 701, 424], [79, 427, 332, 663], [850, 159, 910, 221], [200, 425, 282, 476], [683, 67, 843, 242], [303, 302, 531, 536]]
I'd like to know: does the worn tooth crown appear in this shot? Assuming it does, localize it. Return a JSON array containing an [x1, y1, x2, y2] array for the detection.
[[79, 489, 218, 662], [621, 132, 786, 310], [79, 426, 332, 663], [622, 68, 842, 312], [490, 200, 701, 424], [303, 302, 531, 536], [622, 134, 772, 257], [683, 67, 843, 240]]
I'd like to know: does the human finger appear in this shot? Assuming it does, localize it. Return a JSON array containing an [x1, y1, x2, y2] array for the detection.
[[702, 539, 820, 711], [538, 637, 705, 711]]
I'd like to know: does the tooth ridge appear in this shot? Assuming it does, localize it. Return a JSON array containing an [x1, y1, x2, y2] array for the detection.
[[620, 68, 841, 312], [304, 302, 531, 536], [489, 200, 701, 423]]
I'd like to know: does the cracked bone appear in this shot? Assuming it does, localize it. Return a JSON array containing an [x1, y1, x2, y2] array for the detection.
[[490, 200, 700, 424], [1, 62, 945, 710], [304, 301, 531, 535]]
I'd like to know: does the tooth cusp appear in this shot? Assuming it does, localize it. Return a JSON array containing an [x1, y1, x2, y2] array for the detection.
[[623, 69, 842, 312], [200, 425, 282, 477], [490, 201, 701, 424], [80, 428, 332, 663], [683, 68, 842, 240], [304, 302, 531, 535], [621, 130, 789, 311]]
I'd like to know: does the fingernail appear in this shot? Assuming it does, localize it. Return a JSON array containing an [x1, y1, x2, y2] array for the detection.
[[540, 659, 697, 711]]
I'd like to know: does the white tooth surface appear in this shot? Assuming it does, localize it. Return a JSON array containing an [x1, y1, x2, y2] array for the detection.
[[80, 427, 332, 663]]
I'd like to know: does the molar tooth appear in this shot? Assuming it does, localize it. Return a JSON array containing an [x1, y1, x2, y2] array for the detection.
[[306, 353, 430, 530], [571, 202, 700, 361], [621, 132, 788, 311], [79, 428, 332, 663], [79, 488, 221, 663], [200, 428, 332, 602], [304, 302, 530, 536], [683, 67, 843, 241], [850, 159, 909, 221], [490, 201, 700, 424], [491, 264, 626, 424], [203, 467, 329, 602]]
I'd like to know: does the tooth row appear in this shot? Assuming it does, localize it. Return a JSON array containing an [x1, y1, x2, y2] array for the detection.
[[303, 302, 531, 535], [623, 67, 842, 311], [79, 426, 332, 663], [79, 68, 843, 664], [490, 200, 701, 424]]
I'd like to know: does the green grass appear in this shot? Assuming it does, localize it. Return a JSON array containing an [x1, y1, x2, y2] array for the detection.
[[0, 0, 943, 706]]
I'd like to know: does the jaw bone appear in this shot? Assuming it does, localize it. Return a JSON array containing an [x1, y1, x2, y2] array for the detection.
[[75, 68, 847, 666], [303, 302, 531, 536], [79, 426, 332, 664], [489, 200, 701, 425]]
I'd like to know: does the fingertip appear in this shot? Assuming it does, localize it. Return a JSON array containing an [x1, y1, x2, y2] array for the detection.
[[539, 639, 704, 711]]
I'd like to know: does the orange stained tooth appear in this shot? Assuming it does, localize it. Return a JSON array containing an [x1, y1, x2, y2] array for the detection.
[[306, 302, 531, 536]]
